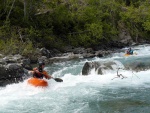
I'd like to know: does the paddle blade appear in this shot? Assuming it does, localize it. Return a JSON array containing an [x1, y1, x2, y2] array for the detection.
[[54, 78, 63, 82]]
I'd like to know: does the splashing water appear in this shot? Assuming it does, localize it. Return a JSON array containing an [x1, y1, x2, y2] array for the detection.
[[1, 44, 150, 113]]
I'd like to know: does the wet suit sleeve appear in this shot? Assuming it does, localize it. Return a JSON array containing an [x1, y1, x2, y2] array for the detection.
[[42, 71, 52, 79], [32, 68, 38, 77]]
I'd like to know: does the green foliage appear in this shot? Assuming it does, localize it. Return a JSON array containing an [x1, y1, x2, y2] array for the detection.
[[0, 38, 35, 56], [21, 40, 35, 56], [86, 22, 103, 40], [141, 4, 150, 31], [143, 19, 150, 31], [50, 3, 74, 35], [119, 1, 150, 40], [0, 0, 150, 54], [0, 21, 11, 39]]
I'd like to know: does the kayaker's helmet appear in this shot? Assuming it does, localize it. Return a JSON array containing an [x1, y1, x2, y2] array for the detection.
[[38, 62, 45, 72], [38, 62, 45, 66], [128, 47, 131, 51]]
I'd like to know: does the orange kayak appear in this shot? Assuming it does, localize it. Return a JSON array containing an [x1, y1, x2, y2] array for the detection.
[[124, 52, 137, 57], [124, 54, 130, 56], [28, 78, 48, 87]]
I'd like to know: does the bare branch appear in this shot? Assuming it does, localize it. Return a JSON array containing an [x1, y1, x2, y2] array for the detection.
[[6, 0, 16, 21], [112, 68, 127, 80]]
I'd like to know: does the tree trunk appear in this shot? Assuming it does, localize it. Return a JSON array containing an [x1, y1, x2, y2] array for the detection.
[[6, 0, 16, 21], [24, 0, 27, 20]]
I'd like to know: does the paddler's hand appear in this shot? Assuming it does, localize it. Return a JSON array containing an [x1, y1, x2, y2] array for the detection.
[[46, 75, 53, 80]]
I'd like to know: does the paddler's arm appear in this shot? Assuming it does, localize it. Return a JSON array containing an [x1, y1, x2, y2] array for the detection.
[[28, 69, 52, 79], [42, 71, 52, 80], [28, 68, 38, 77]]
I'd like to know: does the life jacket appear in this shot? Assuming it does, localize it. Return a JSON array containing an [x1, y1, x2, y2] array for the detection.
[[33, 67, 49, 79], [130, 50, 133, 54], [33, 67, 44, 79], [127, 49, 133, 55]]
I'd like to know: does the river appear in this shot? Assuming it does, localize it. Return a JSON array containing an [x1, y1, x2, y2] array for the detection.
[[0, 44, 150, 113]]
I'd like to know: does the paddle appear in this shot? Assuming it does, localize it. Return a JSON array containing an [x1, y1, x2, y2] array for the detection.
[[52, 77, 63, 82]]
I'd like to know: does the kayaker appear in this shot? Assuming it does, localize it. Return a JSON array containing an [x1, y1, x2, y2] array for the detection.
[[126, 47, 133, 55], [32, 62, 52, 79]]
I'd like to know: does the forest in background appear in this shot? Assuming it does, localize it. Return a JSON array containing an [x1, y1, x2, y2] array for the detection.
[[0, 0, 150, 56]]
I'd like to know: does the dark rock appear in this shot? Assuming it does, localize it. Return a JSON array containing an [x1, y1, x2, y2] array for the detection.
[[82, 62, 95, 75], [82, 61, 117, 75], [40, 47, 52, 58], [82, 53, 95, 58], [21, 59, 33, 70], [73, 47, 85, 54], [0, 63, 31, 86]]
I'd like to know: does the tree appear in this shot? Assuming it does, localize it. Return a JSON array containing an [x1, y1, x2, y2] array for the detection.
[[6, 0, 16, 21]]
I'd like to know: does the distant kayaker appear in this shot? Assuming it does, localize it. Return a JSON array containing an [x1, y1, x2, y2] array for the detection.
[[126, 47, 133, 55], [32, 62, 52, 79]]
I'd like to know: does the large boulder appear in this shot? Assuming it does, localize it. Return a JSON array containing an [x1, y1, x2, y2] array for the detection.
[[21, 58, 33, 70], [0, 63, 30, 86], [82, 56, 150, 76], [82, 61, 116, 75], [82, 62, 95, 75], [1, 54, 23, 64]]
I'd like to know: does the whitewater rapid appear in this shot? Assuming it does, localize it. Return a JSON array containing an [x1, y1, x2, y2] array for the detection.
[[1, 44, 150, 113]]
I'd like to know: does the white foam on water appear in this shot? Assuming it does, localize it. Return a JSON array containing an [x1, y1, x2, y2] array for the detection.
[[1, 44, 150, 113], [0, 69, 150, 113]]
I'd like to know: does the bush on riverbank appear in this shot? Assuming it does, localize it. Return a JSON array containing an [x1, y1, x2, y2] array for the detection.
[[0, 0, 150, 55], [0, 38, 35, 56]]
